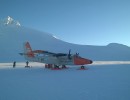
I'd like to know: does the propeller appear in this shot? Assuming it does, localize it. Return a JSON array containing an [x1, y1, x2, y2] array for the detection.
[[68, 49, 71, 59]]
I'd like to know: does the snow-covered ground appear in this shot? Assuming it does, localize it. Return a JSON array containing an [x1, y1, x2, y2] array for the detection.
[[0, 16, 130, 100], [0, 62, 130, 100]]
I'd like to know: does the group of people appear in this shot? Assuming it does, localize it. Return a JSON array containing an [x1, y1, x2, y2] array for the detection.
[[13, 61, 29, 68]]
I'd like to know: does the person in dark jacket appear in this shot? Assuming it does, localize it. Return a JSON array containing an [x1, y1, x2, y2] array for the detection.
[[13, 61, 16, 68], [26, 61, 29, 66]]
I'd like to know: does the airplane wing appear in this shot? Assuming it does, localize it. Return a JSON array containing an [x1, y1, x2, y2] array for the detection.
[[32, 50, 67, 57], [19, 41, 70, 59]]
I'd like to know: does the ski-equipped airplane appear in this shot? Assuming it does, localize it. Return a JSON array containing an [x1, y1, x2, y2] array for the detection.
[[19, 42, 93, 69]]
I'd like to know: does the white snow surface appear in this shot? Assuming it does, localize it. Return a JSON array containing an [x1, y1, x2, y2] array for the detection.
[[0, 17, 130, 100], [0, 62, 130, 100]]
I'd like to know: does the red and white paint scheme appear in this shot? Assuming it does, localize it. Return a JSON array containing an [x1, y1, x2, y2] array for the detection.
[[20, 42, 93, 69]]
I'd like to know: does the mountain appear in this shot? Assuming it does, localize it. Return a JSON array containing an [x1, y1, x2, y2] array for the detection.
[[0, 16, 130, 62], [0, 16, 21, 26]]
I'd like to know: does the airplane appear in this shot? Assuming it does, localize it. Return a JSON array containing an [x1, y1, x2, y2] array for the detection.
[[19, 42, 93, 70]]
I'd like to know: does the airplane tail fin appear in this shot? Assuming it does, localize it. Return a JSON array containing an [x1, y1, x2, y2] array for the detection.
[[23, 42, 35, 58]]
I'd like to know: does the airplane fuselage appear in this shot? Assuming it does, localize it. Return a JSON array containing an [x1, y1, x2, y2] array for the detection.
[[26, 53, 92, 66]]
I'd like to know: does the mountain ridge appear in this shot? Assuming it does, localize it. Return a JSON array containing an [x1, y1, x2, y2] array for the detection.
[[0, 17, 130, 62]]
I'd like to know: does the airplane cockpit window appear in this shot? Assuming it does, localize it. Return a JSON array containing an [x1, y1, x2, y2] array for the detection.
[[74, 53, 80, 58]]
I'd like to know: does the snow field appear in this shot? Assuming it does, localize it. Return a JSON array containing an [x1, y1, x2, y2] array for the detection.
[[0, 62, 130, 100]]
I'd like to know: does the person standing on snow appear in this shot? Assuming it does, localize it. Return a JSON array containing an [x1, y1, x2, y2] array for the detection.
[[13, 61, 16, 68], [26, 61, 29, 66]]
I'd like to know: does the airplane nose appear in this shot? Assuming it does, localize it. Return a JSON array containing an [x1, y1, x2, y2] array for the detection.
[[84, 59, 93, 64], [74, 57, 93, 65], [89, 60, 93, 64]]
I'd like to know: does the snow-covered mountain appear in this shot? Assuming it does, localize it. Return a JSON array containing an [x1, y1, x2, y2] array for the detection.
[[0, 16, 21, 26], [0, 16, 130, 62]]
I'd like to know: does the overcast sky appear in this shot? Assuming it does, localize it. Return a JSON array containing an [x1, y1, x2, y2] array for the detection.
[[0, 0, 130, 46]]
